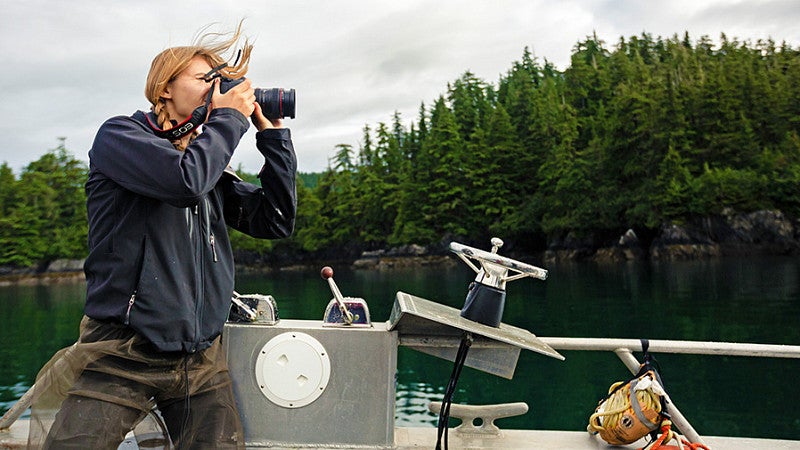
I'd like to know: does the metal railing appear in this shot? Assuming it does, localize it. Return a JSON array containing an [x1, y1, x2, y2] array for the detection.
[[539, 337, 800, 444]]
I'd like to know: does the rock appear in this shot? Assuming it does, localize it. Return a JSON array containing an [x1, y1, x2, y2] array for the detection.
[[617, 229, 644, 260], [648, 209, 799, 259], [545, 232, 598, 261], [650, 243, 721, 260], [650, 222, 720, 259], [588, 229, 645, 262], [618, 229, 639, 247], [386, 244, 427, 257], [655, 223, 694, 245], [45, 259, 85, 273], [727, 210, 795, 244], [352, 257, 380, 269], [360, 249, 386, 258]]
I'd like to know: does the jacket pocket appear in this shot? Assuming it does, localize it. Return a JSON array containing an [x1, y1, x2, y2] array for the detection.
[[124, 234, 148, 325]]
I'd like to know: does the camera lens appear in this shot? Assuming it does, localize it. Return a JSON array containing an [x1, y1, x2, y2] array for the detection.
[[255, 88, 296, 120], [218, 79, 296, 120]]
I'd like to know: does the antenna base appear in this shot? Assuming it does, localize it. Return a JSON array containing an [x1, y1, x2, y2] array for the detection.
[[460, 283, 506, 327]]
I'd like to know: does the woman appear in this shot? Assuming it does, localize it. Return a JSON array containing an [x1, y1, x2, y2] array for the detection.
[[29, 23, 296, 449]]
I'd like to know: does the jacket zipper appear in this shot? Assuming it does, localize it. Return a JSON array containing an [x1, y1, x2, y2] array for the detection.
[[210, 233, 218, 262], [124, 290, 137, 325], [124, 236, 148, 326], [204, 197, 218, 263], [190, 197, 213, 352]]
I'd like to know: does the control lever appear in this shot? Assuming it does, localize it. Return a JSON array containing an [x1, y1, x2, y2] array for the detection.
[[320, 266, 372, 327], [231, 291, 258, 321], [321, 266, 354, 324]]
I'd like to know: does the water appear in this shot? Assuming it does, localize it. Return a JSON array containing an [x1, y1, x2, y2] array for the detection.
[[1, 256, 799, 440]]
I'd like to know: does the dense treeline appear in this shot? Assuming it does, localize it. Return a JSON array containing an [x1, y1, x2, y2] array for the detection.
[[0, 139, 88, 268], [1, 32, 799, 268], [290, 32, 800, 254]]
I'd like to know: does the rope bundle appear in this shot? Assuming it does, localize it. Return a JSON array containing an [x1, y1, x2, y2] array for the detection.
[[588, 370, 664, 445]]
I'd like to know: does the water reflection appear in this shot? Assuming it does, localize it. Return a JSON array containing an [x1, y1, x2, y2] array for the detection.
[[1, 256, 799, 439], [395, 379, 440, 427]]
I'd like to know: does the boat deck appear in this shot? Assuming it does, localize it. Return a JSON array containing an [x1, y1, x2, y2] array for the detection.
[[394, 427, 800, 450], [3, 419, 799, 450]]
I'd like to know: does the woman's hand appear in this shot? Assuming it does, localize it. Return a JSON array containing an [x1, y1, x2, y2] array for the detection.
[[211, 79, 256, 118], [251, 102, 283, 131]]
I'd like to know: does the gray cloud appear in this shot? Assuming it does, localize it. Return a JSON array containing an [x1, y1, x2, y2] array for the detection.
[[1, 0, 798, 174]]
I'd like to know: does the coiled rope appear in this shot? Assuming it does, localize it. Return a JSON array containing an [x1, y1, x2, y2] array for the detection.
[[588, 340, 711, 449], [587, 369, 664, 444], [588, 371, 663, 434]]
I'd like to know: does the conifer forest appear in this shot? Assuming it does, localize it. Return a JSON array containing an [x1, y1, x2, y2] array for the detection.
[[2, 32, 799, 267]]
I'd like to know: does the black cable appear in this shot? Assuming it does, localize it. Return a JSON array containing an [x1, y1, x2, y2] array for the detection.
[[436, 332, 472, 450]]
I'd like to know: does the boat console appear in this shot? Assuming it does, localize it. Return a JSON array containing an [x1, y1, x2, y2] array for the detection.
[[224, 239, 562, 448]]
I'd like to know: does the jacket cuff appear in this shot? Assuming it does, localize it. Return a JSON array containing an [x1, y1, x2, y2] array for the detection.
[[256, 128, 292, 141]]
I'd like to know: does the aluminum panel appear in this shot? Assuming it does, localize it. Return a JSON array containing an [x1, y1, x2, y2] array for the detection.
[[224, 320, 397, 448], [389, 291, 564, 361]]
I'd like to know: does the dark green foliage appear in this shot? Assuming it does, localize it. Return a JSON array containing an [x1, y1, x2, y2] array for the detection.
[[288, 32, 800, 252], [0, 139, 88, 267], [3, 32, 799, 267]]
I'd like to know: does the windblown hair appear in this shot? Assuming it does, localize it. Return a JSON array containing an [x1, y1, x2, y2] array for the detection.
[[144, 21, 253, 150]]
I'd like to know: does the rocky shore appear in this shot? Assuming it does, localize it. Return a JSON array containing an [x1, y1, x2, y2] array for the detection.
[[0, 259, 85, 286], [545, 209, 799, 262], [2, 210, 797, 285], [352, 209, 800, 267]]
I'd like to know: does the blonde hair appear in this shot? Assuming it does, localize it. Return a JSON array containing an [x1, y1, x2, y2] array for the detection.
[[144, 21, 253, 149]]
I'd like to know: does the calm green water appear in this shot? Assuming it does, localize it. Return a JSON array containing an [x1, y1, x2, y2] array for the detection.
[[1, 256, 799, 439]]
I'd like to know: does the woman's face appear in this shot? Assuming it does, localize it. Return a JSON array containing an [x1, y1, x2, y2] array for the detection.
[[162, 56, 213, 119]]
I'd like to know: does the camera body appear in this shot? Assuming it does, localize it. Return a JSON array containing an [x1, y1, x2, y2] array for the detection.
[[218, 77, 296, 120]]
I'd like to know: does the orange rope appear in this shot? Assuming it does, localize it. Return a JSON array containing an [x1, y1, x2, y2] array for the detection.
[[640, 420, 711, 450], [680, 438, 711, 450]]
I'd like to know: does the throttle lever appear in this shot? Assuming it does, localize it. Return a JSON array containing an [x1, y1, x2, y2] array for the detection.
[[321, 266, 354, 325]]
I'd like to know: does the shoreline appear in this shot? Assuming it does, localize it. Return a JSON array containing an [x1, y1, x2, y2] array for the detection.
[[2, 206, 798, 287], [0, 271, 85, 287], [2, 247, 798, 287]]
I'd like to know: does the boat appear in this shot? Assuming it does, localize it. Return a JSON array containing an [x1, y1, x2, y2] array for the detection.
[[2, 238, 799, 449]]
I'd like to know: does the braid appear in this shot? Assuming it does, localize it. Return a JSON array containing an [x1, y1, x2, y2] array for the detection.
[[153, 99, 198, 151], [153, 100, 171, 131], [179, 132, 199, 151]]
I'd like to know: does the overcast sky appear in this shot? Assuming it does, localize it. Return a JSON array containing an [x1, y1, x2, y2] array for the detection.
[[1, 0, 798, 175]]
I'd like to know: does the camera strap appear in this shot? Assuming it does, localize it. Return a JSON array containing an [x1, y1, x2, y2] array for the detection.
[[145, 61, 230, 141], [145, 87, 215, 141]]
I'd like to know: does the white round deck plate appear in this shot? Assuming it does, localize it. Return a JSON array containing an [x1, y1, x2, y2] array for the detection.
[[255, 332, 331, 408]]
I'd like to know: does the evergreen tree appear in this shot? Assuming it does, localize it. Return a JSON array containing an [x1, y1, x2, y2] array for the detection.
[[410, 96, 469, 242], [448, 71, 492, 144], [310, 144, 359, 248], [391, 106, 427, 245], [0, 162, 15, 217], [289, 178, 327, 252], [0, 139, 87, 266], [351, 122, 400, 247]]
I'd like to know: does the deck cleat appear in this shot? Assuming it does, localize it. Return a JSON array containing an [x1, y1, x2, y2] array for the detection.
[[320, 266, 372, 327]]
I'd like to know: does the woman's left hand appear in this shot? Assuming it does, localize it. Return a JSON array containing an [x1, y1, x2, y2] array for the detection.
[[252, 103, 283, 131]]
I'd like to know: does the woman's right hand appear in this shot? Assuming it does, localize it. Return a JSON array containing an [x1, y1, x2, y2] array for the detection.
[[211, 78, 256, 118]]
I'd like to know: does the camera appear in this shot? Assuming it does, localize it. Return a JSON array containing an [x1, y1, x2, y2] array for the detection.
[[218, 77, 296, 120]]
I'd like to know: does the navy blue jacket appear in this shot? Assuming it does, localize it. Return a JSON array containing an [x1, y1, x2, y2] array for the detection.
[[83, 108, 296, 352]]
